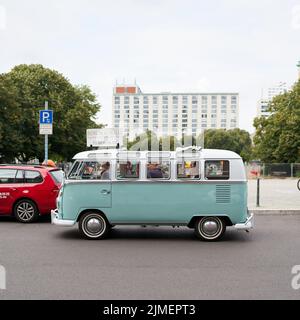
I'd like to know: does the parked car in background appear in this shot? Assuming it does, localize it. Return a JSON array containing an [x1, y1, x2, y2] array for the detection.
[[0, 165, 64, 223]]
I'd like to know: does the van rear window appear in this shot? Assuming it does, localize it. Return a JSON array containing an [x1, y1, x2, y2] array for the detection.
[[205, 160, 230, 180]]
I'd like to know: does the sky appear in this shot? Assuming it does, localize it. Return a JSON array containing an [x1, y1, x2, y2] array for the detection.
[[0, 0, 300, 133]]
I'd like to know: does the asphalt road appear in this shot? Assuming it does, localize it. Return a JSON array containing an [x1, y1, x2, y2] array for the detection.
[[0, 215, 300, 300]]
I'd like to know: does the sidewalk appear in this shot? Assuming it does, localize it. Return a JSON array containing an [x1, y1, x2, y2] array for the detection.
[[248, 179, 300, 213]]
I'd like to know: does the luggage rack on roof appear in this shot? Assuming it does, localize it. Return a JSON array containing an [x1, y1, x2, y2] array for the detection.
[[0, 164, 46, 169]]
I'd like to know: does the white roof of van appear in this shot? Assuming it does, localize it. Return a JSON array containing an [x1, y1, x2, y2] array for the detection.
[[73, 149, 241, 160]]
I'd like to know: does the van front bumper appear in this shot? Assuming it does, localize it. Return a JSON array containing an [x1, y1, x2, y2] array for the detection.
[[51, 209, 76, 227], [233, 213, 254, 231]]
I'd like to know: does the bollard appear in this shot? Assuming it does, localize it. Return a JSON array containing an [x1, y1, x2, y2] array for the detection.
[[256, 178, 260, 207]]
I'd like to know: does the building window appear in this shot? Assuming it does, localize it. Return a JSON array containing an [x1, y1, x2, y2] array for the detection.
[[221, 96, 227, 104], [231, 96, 237, 105], [182, 96, 188, 104], [124, 97, 130, 104], [153, 97, 158, 105]]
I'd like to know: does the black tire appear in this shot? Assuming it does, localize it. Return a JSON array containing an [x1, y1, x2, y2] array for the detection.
[[297, 179, 300, 191], [79, 212, 109, 240], [14, 199, 39, 223], [194, 217, 226, 241]]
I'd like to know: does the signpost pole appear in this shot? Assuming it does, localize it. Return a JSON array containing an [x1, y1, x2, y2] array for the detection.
[[44, 101, 48, 163]]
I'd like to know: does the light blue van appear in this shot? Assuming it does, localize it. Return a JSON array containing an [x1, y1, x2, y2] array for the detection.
[[51, 147, 253, 241]]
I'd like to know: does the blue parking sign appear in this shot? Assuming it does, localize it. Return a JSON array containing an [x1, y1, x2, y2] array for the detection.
[[39, 110, 53, 124]]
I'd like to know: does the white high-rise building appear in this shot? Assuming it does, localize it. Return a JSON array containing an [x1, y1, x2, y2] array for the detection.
[[257, 82, 288, 118], [267, 82, 288, 101], [112, 84, 239, 139]]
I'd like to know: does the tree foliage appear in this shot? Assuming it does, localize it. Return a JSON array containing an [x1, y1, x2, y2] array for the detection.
[[253, 79, 300, 163], [202, 128, 253, 162], [0, 64, 101, 162], [127, 129, 252, 161]]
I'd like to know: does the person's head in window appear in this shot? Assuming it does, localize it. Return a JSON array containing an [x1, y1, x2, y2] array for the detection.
[[126, 161, 133, 175], [147, 163, 163, 179], [101, 162, 110, 180]]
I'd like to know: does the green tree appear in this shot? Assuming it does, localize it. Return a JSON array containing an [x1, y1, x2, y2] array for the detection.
[[253, 79, 300, 163], [0, 64, 101, 162], [202, 129, 252, 162], [0, 75, 23, 162]]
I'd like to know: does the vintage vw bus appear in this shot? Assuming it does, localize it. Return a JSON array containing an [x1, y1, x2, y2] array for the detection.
[[51, 148, 253, 241]]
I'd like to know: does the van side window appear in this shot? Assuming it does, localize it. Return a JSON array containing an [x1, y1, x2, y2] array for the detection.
[[25, 171, 43, 183], [117, 161, 140, 179], [68, 161, 81, 179], [79, 161, 111, 180], [0, 169, 17, 184], [147, 160, 170, 180], [205, 160, 230, 180], [177, 161, 200, 179]]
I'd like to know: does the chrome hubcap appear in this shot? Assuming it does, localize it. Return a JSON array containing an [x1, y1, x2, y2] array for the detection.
[[17, 202, 35, 221], [199, 217, 222, 238], [202, 221, 219, 235], [83, 215, 106, 237], [86, 218, 102, 234]]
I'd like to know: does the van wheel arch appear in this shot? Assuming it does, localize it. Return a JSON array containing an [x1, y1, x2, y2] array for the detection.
[[188, 216, 232, 228], [77, 209, 110, 224]]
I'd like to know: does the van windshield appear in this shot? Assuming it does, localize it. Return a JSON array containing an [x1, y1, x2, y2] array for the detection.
[[68, 161, 111, 180]]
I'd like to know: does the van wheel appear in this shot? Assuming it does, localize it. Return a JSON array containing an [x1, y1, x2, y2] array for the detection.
[[14, 199, 39, 223], [195, 217, 226, 241], [79, 212, 109, 240]]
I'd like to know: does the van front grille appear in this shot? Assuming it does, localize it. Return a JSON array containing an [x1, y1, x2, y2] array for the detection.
[[216, 185, 231, 204]]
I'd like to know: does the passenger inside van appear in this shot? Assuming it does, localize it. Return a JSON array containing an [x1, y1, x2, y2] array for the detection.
[[100, 162, 110, 180], [147, 163, 163, 179]]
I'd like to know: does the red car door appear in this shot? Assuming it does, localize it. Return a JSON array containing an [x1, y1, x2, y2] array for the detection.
[[0, 169, 24, 215]]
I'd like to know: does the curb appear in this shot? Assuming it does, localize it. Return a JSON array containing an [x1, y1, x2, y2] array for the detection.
[[249, 209, 300, 215]]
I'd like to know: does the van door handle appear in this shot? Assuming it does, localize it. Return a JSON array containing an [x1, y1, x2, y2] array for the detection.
[[100, 189, 111, 195]]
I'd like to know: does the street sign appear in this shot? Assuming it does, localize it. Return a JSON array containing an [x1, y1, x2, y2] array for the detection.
[[87, 128, 122, 148], [39, 110, 53, 135], [39, 110, 53, 124]]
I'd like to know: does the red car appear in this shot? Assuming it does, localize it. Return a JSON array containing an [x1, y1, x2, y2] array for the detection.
[[0, 165, 63, 223]]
